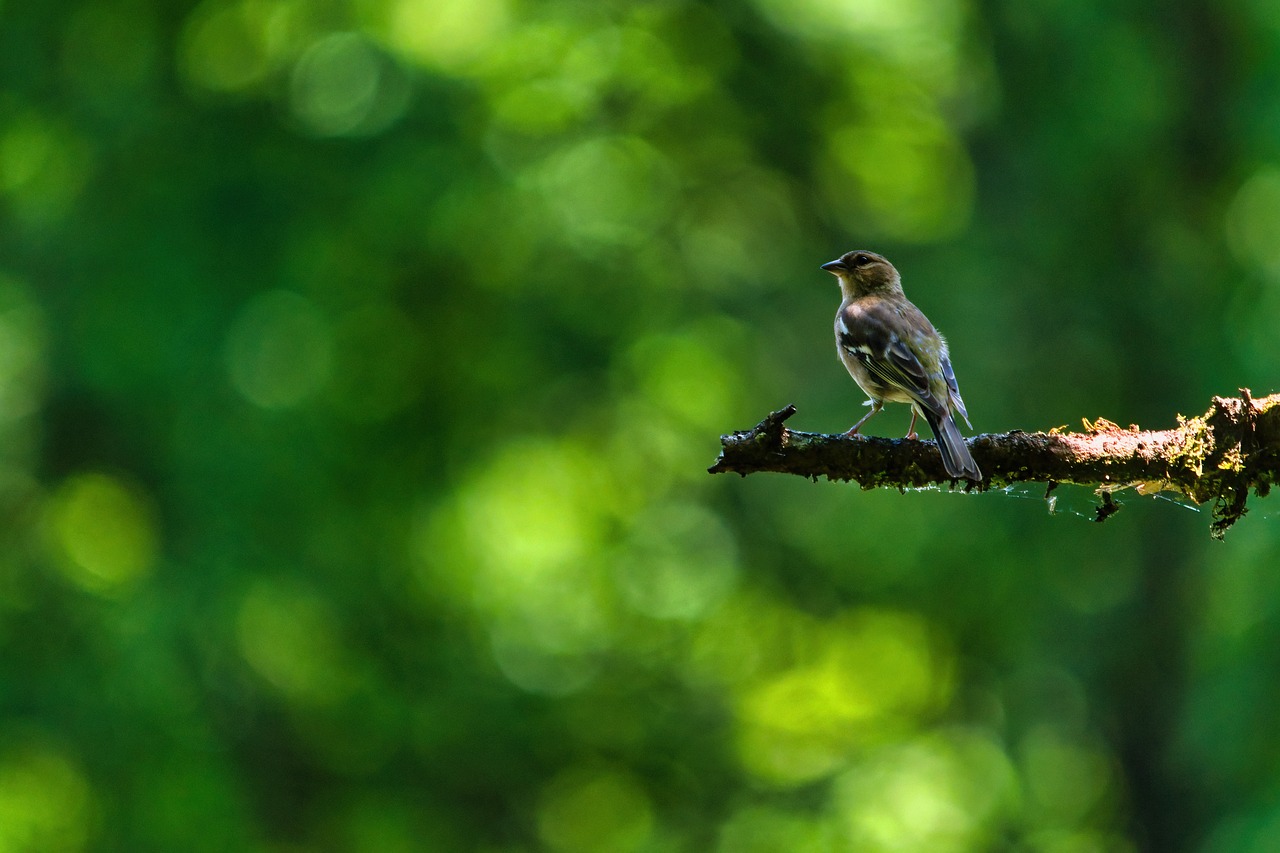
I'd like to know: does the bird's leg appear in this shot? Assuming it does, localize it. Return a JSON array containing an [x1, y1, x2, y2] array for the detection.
[[905, 409, 918, 440], [845, 401, 883, 436]]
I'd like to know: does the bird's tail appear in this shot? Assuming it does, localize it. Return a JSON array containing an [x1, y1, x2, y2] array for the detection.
[[923, 409, 982, 481]]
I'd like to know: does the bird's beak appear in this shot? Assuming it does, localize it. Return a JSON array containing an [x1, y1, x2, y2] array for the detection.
[[820, 259, 846, 274]]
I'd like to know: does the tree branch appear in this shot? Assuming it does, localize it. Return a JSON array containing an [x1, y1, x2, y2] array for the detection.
[[708, 390, 1280, 539]]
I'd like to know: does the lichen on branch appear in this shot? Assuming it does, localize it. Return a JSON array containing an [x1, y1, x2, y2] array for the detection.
[[708, 390, 1279, 539]]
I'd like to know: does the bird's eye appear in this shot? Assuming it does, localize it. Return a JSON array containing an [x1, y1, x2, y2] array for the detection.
[[853, 254, 872, 267]]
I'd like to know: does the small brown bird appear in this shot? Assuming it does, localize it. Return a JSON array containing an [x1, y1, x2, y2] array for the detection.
[[822, 250, 982, 481]]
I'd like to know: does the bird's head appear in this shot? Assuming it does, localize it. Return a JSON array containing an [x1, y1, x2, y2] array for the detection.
[[821, 250, 902, 298]]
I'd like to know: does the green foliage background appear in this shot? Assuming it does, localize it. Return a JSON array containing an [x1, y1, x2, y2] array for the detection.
[[2, 0, 1279, 850]]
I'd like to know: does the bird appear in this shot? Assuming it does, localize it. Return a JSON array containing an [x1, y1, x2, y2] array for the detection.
[[822, 250, 982, 481]]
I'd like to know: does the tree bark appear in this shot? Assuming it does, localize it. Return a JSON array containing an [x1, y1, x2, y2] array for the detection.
[[708, 390, 1279, 539]]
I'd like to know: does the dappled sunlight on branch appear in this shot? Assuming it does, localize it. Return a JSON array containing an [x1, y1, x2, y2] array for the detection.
[[711, 391, 1280, 538]]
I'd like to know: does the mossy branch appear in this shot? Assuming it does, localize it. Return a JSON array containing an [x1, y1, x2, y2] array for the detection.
[[708, 390, 1280, 539]]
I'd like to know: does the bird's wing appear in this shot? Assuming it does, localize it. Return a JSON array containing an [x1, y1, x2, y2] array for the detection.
[[939, 354, 972, 428], [838, 301, 947, 416]]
